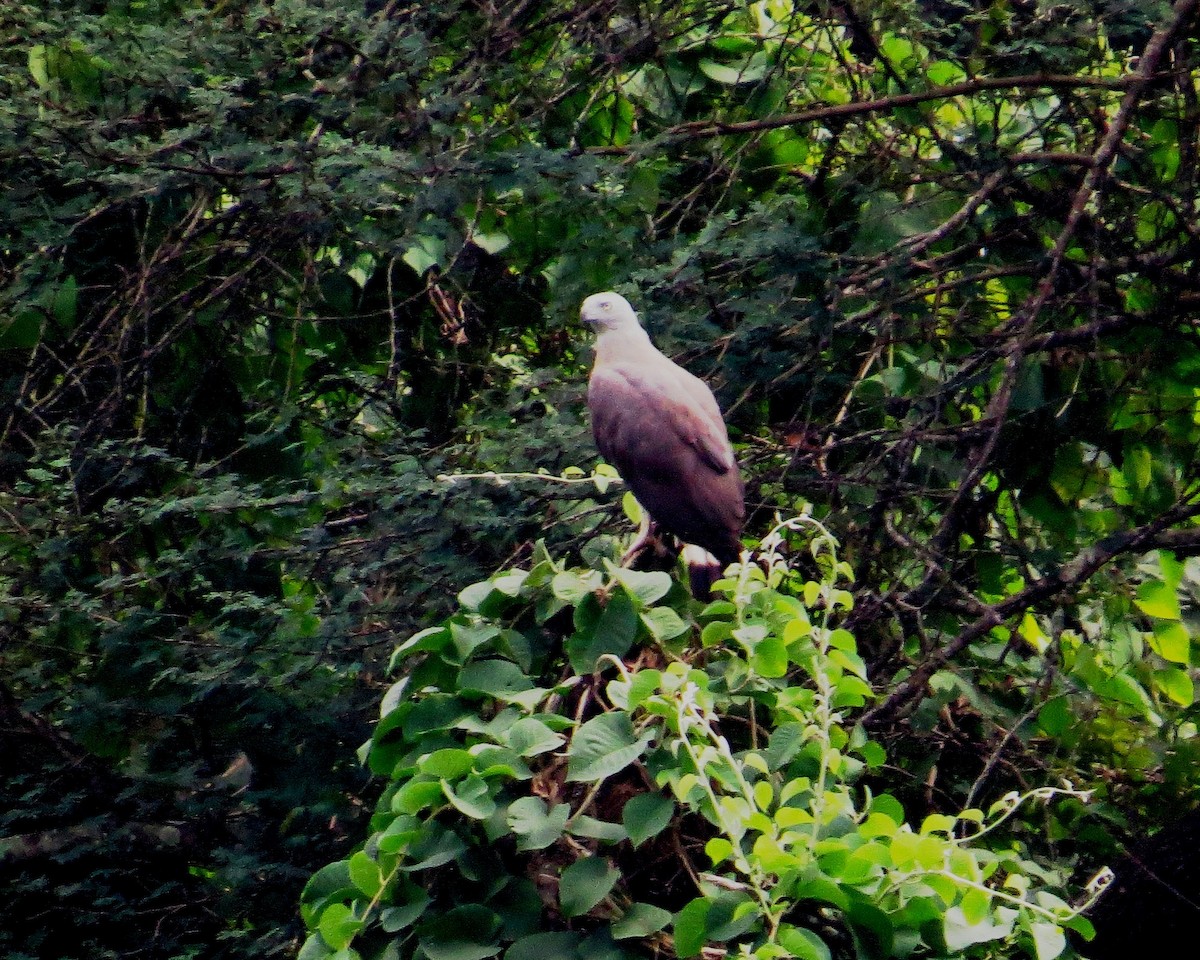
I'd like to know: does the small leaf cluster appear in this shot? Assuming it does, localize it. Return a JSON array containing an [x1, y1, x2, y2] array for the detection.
[[302, 529, 1094, 960]]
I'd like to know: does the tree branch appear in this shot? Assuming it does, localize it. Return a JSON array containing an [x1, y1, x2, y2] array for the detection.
[[864, 497, 1200, 727]]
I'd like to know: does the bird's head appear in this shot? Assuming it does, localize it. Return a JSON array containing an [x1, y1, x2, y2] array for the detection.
[[580, 292, 641, 333]]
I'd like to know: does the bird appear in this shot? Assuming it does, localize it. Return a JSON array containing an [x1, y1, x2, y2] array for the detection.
[[581, 291, 745, 597]]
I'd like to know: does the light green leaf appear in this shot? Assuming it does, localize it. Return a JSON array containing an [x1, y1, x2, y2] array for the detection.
[[1135, 579, 1180, 620], [621, 492, 643, 524], [318, 903, 363, 952], [347, 851, 382, 898], [403, 234, 445, 275], [472, 231, 510, 254], [552, 570, 601, 604], [610, 567, 672, 604], [623, 669, 662, 710], [751, 635, 788, 678], [698, 55, 769, 85], [705, 837, 733, 866], [777, 925, 831, 960], [941, 905, 1014, 951], [419, 749, 474, 779], [1150, 620, 1190, 664], [1154, 667, 1194, 706], [1030, 922, 1067, 960]]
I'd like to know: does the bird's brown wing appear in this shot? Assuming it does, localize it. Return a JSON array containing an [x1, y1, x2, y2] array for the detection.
[[589, 360, 744, 563]]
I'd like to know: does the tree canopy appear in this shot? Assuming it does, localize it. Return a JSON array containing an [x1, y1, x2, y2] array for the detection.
[[2, 1, 1199, 958]]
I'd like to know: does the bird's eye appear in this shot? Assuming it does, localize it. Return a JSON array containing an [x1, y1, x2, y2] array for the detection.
[[601, 301, 611, 311]]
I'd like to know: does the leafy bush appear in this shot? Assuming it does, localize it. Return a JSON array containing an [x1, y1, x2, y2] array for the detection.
[[301, 523, 1101, 960]]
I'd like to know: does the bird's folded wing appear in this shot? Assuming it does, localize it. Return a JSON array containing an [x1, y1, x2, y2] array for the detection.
[[589, 364, 733, 478]]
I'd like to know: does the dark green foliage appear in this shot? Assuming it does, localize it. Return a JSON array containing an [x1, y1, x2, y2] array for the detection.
[[3, 0, 1200, 957]]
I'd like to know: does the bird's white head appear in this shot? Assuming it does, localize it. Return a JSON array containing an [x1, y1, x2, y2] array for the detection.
[[580, 291, 641, 333]]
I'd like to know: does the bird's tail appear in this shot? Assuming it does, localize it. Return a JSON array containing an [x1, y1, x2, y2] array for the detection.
[[682, 544, 725, 601]]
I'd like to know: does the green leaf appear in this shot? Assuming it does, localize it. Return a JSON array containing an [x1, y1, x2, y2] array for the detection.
[[1095, 672, 1161, 723], [1135, 579, 1180, 620], [318, 903, 363, 952], [698, 55, 769, 85], [705, 837, 733, 866], [419, 749, 475, 779], [503, 717, 565, 757], [389, 627, 452, 669], [472, 231, 510, 254], [380, 889, 430, 932], [419, 905, 503, 960], [0, 309, 45, 349], [1030, 922, 1066, 960], [672, 898, 710, 959], [1150, 621, 1190, 664], [28, 44, 50, 88], [458, 660, 535, 699], [1123, 445, 1153, 492], [347, 851, 383, 898], [297, 934, 332, 960], [623, 669, 662, 710], [642, 606, 689, 641], [442, 774, 498, 820], [622, 792, 674, 847], [567, 815, 627, 843], [610, 567, 672, 604], [394, 779, 447, 815], [302, 861, 356, 908], [52, 276, 77, 327], [612, 902, 673, 939], [941, 905, 1014, 951], [763, 723, 805, 770], [552, 571, 601, 604], [567, 587, 640, 673], [704, 892, 758, 941], [506, 797, 570, 850], [402, 827, 467, 871], [777, 925, 831, 960], [845, 899, 894, 957], [1154, 667, 1194, 706], [559, 856, 619, 917], [1037, 698, 1071, 736], [403, 234, 445, 275], [751, 635, 788, 678], [566, 712, 652, 782], [505, 932, 582, 960]]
